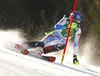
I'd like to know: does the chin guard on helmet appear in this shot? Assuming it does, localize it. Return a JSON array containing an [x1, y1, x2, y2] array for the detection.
[[73, 19, 81, 23]]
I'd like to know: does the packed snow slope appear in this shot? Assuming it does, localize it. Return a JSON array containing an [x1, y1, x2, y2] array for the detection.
[[0, 47, 100, 76], [0, 30, 100, 76]]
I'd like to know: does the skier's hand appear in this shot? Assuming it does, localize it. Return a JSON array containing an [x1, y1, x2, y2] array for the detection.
[[73, 55, 80, 65], [64, 24, 69, 29]]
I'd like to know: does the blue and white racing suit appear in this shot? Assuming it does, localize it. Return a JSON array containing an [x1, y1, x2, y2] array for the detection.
[[41, 16, 81, 55]]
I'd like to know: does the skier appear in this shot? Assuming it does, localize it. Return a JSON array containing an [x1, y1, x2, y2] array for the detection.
[[15, 11, 82, 64]]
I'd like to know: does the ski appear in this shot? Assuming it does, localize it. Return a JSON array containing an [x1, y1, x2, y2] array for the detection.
[[19, 49, 56, 62], [41, 55, 56, 62]]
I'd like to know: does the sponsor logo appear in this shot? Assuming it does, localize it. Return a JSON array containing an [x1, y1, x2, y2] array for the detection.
[[46, 37, 49, 43], [76, 15, 80, 20], [77, 34, 81, 36], [51, 33, 55, 36], [70, 33, 74, 35], [64, 34, 67, 36]]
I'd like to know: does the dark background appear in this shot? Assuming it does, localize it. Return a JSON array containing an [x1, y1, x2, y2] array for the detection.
[[0, 0, 100, 66]]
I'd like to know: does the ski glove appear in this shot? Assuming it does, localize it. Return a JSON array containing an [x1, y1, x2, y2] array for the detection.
[[73, 55, 80, 65]]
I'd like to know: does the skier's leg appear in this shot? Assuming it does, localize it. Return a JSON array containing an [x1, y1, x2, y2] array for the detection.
[[43, 44, 65, 54], [41, 36, 66, 54], [41, 31, 63, 46], [73, 28, 81, 65], [15, 41, 44, 55], [15, 41, 44, 49], [36, 31, 64, 54], [15, 30, 63, 55], [22, 41, 44, 48]]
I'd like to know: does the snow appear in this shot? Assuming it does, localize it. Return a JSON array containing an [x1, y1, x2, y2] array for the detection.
[[0, 47, 100, 76], [0, 30, 100, 76]]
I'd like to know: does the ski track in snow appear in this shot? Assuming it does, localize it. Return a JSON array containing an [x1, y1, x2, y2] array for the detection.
[[0, 47, 100, 76]]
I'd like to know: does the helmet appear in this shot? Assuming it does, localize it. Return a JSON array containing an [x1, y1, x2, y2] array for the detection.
[[70, 11, 82, 23]]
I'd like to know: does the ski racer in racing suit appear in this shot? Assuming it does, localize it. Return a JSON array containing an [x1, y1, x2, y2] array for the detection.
[[15, 11, 82, 65]]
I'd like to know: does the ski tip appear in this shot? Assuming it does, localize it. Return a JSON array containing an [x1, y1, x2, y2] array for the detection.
[[42, 56, 56, 62], [49, 56, 56, 62], [20, 49, 29, 55]]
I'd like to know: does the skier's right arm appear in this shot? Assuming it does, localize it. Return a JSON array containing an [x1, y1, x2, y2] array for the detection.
[[54, 17, 67, 30]]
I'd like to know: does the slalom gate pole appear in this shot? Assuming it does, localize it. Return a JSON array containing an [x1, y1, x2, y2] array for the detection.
[[61, 0, 78, 64]]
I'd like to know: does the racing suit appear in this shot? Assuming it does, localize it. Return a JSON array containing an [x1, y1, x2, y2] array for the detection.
[[41, 17, 81, 55], [18, 16, 81, 56]]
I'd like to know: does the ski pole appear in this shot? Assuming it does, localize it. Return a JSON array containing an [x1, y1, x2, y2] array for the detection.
[[61, 0, 78, 64]]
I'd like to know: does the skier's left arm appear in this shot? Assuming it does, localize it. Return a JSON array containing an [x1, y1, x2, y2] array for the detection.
[[73, 27, 81, 55]]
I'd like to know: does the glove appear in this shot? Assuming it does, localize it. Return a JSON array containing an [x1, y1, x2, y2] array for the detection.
[[73, 55, 80, 65]]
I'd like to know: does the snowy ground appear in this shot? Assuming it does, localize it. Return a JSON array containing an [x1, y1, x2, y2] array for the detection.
[[0, 47, 100, 76], [0, 30, 100, 76]]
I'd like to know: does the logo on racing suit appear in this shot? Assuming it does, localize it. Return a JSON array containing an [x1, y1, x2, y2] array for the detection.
[[77, 34, 81, 36], [51, 33, 55, 36], [64, 34, 67, 37], [76, 15, 81, 20]]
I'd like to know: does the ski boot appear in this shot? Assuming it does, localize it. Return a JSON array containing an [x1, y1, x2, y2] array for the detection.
[[15, 42, 29, 55], [73, 55, 80, 65], [20, 49, 29, 55], [15, 42, 21, 49]]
